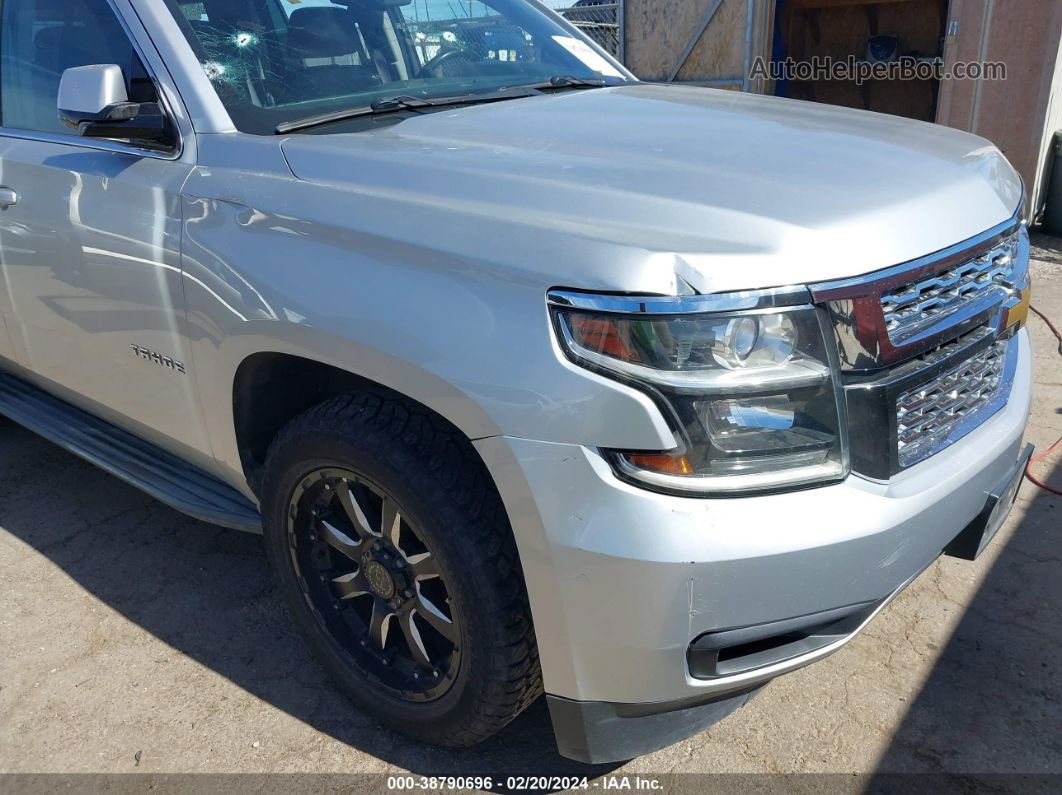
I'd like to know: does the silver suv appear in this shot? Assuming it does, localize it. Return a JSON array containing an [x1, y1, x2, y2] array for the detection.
[[0, 0, 1033, 764]]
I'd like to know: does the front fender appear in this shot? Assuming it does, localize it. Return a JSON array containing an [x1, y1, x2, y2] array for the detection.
[[178, 175, 674, 494]]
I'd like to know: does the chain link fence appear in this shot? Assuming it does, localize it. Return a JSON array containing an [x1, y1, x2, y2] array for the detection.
[[542, 1, 623, 62]]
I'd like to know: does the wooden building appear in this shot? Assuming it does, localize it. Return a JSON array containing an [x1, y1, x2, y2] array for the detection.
[[622, 0, 1062, 222]]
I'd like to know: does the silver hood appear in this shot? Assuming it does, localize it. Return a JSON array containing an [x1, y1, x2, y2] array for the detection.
[[280, 83, 1023, 295]]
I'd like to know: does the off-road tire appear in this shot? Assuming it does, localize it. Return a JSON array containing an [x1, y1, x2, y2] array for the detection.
[[260, 390, 541, 746]]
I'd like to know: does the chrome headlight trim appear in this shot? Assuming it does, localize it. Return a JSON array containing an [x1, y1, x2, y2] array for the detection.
[[547, 285, 813, 315]]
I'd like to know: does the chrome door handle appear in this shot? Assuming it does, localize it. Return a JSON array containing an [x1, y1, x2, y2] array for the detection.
[[0, 188, 18, 207]]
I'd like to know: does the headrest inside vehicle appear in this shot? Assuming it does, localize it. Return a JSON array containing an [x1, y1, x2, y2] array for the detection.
[[288, 6, 361, 59]]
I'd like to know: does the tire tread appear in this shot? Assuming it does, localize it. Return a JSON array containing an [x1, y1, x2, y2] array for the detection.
[[262, 389, 541, 745]]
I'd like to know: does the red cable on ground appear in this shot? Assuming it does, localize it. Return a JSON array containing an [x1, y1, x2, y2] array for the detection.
[[1026, 437, 1062, 496], [1031, 305, 1062, 355], [1026, 304, 1062, 496]]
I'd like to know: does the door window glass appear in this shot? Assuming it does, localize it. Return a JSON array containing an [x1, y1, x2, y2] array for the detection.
[[0, 0, 158, 135]]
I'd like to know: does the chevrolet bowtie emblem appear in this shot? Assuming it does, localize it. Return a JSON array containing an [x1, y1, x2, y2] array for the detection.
[[1004, 280, 1032, 331]]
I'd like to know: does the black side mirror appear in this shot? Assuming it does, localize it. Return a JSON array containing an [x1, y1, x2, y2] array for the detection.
[[57, 64, 169, 145], [74, 101, 168, 142]]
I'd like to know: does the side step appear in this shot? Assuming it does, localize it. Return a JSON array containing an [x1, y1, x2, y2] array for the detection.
[[0, 372, 262, 533]]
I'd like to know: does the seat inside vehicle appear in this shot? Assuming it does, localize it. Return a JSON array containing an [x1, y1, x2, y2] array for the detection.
[[287, 6, 383, 97]]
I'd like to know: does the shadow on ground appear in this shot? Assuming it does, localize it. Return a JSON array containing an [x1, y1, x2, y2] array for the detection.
[[1031, 233, 1062, 266], [872, 452, 1062, 778], [0, 422, 617, 786]]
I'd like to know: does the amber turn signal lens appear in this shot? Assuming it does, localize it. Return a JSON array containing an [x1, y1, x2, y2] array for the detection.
[[623, 453, 694, 476], [568, 315, 640, 362]]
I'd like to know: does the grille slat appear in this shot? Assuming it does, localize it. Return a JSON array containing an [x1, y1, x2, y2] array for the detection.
[[895, 339, 1011, 468], [881, 233, 1021, 343]]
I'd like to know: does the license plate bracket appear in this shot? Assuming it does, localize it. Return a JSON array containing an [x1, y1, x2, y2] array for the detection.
[[944, 444, 1033, 561]]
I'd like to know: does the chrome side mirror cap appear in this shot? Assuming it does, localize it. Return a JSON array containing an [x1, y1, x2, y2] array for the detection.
[[58, 64, 131, 126]]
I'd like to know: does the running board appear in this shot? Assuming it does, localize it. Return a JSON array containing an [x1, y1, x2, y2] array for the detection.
[[0, 372, 262, 533]]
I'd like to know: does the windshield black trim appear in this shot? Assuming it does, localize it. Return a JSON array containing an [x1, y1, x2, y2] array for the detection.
[[275, 86, 546, 134], [274, 74, 619, 135]]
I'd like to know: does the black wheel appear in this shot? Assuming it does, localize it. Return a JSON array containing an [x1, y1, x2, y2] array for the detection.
[[261, 390, 541, 745]]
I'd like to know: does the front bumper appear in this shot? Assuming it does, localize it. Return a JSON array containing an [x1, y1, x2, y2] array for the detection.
[[474, 328, 1032, 761]]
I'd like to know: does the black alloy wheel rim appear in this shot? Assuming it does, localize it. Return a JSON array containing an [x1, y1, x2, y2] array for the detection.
[[287, 467, 461, 701]]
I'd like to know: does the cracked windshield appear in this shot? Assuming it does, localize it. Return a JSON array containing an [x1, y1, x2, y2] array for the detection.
[[162, 0, 629, 134]]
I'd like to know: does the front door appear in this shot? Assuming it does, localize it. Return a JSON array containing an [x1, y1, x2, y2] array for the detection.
[[0, 0, 214, 462]]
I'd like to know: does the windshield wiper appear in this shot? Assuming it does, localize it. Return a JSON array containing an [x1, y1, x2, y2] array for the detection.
[[276, 87, 540, 134], [369, 95, 436, 113], [500, 75, 610, 93], [545, 75, 609, 89]]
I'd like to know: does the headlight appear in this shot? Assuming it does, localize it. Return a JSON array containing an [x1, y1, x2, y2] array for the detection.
[[550, 290, 848, 495]]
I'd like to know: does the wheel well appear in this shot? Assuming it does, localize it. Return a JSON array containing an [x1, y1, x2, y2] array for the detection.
[[233, 353, 382, 493]]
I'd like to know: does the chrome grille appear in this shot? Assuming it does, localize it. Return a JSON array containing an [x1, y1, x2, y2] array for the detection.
[[895, 338, 1012, 467], [881, 232, 1021, 343]]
